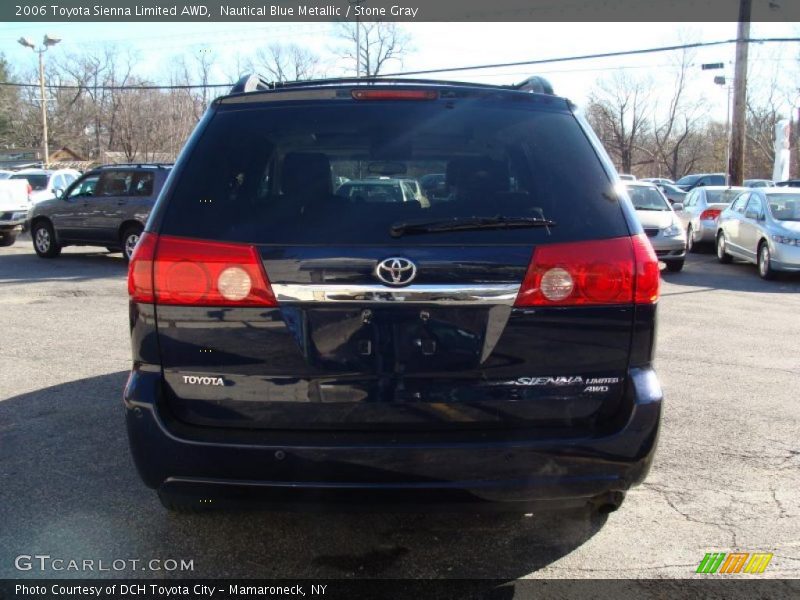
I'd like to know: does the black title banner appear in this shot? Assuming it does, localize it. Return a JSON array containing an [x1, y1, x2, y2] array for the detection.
[[3, 579, 800, 600], [3, 0, 800, 22]]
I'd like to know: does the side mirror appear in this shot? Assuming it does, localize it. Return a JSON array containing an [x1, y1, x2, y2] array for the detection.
[[744, 210, 758, 220], [673, 203, 684, 211], [54, 188, 64, 199]]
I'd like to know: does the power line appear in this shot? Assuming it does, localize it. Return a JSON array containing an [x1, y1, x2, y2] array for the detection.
[[0, 36, 797, 91], [0, 81, 231, 90], [375, 37, 800, 78]]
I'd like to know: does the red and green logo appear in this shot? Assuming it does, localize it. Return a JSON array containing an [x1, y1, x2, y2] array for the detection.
[[697, 552, 773, 574]]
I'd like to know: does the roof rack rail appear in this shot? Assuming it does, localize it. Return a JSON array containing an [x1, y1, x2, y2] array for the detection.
[[228, 73, 557, 95], [92, 163, 173, 170]]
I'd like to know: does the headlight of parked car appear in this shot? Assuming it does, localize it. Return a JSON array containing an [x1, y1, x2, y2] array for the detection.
[[772, 234, 800, 246], [11, 211, 28, 221], [663, 223, 683, 237]]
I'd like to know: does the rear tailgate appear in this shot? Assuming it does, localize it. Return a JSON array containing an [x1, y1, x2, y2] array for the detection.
[[154, 244, 635, 431], [142, 88, 644, 432]]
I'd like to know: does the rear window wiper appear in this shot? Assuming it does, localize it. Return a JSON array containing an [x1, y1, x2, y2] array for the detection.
[[390, 215, 556, 238]]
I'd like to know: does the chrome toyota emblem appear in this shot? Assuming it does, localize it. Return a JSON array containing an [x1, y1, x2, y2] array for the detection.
[[375, 257, 417, 286]]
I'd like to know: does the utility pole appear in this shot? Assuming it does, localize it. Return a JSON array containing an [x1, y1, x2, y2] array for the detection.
[[729, 0, 751, 186]]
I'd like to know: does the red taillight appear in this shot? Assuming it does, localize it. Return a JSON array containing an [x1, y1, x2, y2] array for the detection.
[[700, 208, 722, 220], [128, 232, 157, 303], [27, 183, 32, 201], [127, 234, 277, 307], [514, 235, 659, 307], [351, 89, 439, 101], [631, 232, 660, 304]]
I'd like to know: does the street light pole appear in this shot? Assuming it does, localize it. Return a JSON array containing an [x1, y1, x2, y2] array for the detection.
[[714, 76, 732, 185], [38, 50, 49, 169], [18, 34, 61, 169]]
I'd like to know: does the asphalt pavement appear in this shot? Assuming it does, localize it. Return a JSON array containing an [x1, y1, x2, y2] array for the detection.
[[1, 238, 799, 580]]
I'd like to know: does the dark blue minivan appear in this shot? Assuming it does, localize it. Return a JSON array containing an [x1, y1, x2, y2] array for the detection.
[[124, 76, 662, 512]]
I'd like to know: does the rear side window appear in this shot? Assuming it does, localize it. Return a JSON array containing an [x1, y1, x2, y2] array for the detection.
[[161, 100, 628, 244], [731, 194, 749, 213], [96, 170, 135, 196], [131, 172, 155, 196]]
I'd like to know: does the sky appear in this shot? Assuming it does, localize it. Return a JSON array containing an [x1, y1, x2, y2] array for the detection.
[[1, 21, 799, 120]]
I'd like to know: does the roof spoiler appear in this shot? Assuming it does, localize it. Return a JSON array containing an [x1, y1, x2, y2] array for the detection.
[[230, 74, 272, 94], [228, 73, 556, 96]]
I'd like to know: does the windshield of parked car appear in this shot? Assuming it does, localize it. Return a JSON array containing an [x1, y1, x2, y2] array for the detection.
[[705, 189, 742, 204], [626, 186, 670, 211], [11, 173, 48, 190], [162, 100, 627, 245], [766, 194, 800, 221], [675, 174, 700, 186]]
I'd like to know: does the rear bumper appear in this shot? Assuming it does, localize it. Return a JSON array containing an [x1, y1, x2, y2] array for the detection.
[[696, 220, 719, 242], [0, 221, 25, 233], [124, 367, 662, 510]]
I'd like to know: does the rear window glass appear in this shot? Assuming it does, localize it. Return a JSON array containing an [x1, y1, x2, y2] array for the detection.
[[160, 100, 627, 244], [705, 189, 743, 204], [12, 174, 48, 190]]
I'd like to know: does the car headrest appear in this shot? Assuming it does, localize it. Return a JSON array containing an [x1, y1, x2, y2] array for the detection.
[[281, 153, 332, 197], [446, 156, 509, 195]]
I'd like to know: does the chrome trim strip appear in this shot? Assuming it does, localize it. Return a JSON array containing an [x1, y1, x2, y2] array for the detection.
[[272, 283, 521, 305]]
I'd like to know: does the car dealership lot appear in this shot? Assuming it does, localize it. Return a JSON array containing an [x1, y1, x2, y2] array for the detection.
[[1, 241, 799, 579]]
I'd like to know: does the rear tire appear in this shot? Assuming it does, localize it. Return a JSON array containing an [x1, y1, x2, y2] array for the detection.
[[665, 260, 684, 272], [0, 233, 16, 247], [757, 242, 776, 280], [121, 225, 143, 262], [716, 232, 732, 264], [32, 220, 61, 258]]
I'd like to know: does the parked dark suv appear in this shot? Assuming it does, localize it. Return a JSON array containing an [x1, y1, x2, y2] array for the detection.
[[29, 163, 171, 261], [126, 76, 663, 513]]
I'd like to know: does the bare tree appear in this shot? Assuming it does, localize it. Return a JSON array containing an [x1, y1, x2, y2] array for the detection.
[[251, 44, 322, 82], [585, 71, 652, 174], [651, 48, 708, 179], [337, 22, 411, 76]]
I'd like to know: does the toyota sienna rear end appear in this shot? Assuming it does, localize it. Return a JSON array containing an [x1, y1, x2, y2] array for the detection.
[[124, 76, 663, 512]]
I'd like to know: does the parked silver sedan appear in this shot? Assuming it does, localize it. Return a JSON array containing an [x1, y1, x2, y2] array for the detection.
[[674, 186, 746, 252], [625, 182, 687, 272], [716, 188, 800, 279]]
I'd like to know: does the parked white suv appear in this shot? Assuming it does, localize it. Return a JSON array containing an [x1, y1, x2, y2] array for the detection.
[[9, 168, 81, 204]]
